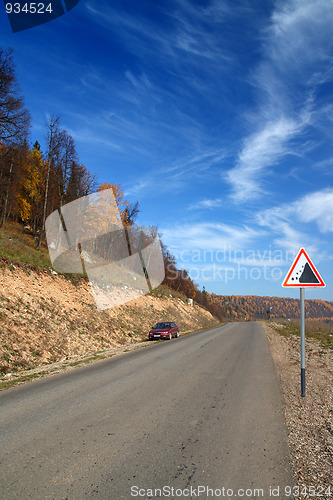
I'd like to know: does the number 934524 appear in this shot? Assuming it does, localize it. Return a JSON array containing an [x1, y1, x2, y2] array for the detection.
[[6, 3, 53, 14]]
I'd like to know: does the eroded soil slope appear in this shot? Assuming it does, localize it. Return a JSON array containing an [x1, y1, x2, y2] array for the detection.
[[0, 260, 218, 376]]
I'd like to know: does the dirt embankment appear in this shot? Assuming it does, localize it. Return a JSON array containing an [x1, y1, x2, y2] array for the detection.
[[0, 261, 218, 378]]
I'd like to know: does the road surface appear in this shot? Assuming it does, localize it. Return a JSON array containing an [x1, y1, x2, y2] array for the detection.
[[0, 322, 294, 499]]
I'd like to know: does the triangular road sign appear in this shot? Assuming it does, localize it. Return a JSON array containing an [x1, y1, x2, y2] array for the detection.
[[282, 248, 325, 287]]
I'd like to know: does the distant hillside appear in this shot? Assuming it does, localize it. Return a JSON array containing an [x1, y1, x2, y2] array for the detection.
[[210, 294, 333, 321]]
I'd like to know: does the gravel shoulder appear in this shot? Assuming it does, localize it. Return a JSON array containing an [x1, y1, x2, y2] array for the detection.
[[265, 322, 333, 498]]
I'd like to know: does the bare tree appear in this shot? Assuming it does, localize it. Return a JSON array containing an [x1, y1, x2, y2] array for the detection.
[[37, 115, 61, 247], [55, 130, 77, 207], [38, 117, 94, 247], [0, 48, 30, 146], [0, 152, 14, 227], [123, 200, 140, 226]]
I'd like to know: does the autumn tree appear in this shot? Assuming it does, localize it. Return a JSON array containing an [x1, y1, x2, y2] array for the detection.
[[123, 201, 140, 227], [0, 140, 31, 226], [17, 141, 45, 232], [83, 182, 140, 261], [202, 286, 208, 307], [98, 183, 126, 222], [0, 48, 30, 226], [37, 116, 94, 246], [160, 240, 178, 288], [97, 182, 139, 227], [66, 162, 95, 201]]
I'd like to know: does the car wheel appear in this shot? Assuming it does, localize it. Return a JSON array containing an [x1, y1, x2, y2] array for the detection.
[[176, 330, 179, 338]]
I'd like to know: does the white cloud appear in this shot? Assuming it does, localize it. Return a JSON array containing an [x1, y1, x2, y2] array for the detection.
[[227, 115, 310, 202], [256, 188, 333, 257], [226, 0, 333, 203], [188, 198, 223, 210], [161, 221, 260, 253], [273, 223, 309, 256], [299, 192, 333, 232], [268, 0, 333, 67], [258, 188, 333, 233]]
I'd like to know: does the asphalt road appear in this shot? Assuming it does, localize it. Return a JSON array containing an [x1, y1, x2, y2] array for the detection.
[[0, 322, 294, 499]]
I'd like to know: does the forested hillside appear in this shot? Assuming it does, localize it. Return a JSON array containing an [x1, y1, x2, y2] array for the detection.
[[0, 47, 218, 318], [209, 294, 333, 320]]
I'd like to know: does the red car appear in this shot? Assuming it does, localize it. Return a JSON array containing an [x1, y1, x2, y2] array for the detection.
[[149, 322, 179, 340]]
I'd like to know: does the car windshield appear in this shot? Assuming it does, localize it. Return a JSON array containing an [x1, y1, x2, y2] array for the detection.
[[153, 323, 170, 329]]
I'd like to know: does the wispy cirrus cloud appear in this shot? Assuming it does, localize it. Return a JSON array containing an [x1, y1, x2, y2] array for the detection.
[[227, 113, 311, 202], [161, 221, 261, 253], [188, 198, 224, 210], [313, 156, 333, 174], [163, 149, 227, 176], [125, 148, 227, 197], [125, 71, 153, 92], [227, 0, 333, 203], [85, 0, 233, 67], [61, 3, 238, 185]]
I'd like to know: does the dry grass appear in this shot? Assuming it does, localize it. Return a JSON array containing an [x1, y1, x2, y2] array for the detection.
[[0, 221, 51, 268], [271, 318, 333, 350]]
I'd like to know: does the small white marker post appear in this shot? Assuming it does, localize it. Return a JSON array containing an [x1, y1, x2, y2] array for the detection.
[[282, 248, 325, 398]]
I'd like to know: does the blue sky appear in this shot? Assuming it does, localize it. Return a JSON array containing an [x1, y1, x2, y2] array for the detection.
[[1, 0, 332, 300]]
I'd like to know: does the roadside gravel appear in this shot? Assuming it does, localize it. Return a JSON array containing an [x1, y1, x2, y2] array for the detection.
[[265, 322, 333, 499]]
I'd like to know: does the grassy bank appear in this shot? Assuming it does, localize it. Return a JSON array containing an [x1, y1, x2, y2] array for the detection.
[[0, 221, 51, 268], [269, 318, 333, 350]]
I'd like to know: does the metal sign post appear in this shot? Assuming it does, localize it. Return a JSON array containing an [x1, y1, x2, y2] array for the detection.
[[282, 248, 325, 398], [300, 288, 306, 397]]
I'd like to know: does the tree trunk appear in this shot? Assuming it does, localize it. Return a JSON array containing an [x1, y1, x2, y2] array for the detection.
[[1, 158, 13, 228], [37, 159, 50, 249]]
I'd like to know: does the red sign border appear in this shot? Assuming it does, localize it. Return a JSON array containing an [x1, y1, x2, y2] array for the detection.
[[282, 248, 326, 288]]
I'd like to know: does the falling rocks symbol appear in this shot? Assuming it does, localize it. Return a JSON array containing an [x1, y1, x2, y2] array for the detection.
[[299, 262, 320, 284], [290, 262, 320, 284]]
